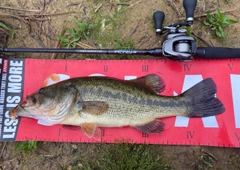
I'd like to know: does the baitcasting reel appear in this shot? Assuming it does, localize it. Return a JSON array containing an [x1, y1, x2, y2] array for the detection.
[[153, 0, 197, 61]]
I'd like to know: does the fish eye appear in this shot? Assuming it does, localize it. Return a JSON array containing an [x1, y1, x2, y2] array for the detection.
[[38, 88, 44, 94], [68, 84, 75, 90]]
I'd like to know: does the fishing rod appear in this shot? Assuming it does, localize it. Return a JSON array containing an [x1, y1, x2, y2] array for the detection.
[[1, 0, 240, 61]]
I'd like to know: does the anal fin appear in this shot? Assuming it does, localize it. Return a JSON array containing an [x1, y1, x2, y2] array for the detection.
[[132, 120, 165, 134]]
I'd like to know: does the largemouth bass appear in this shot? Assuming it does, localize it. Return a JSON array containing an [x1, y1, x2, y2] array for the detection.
[[9, 74, 225, 140]]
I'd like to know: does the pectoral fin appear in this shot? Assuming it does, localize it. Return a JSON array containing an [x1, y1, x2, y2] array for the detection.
[[81, 123, 101, 140], [81, 101, 109, 115], [129, 74, 165, 94], [132, 120, 165, 134]]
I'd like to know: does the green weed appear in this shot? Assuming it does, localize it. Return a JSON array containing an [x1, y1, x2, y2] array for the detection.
[[71, 161, 93, 170], [0, 22, 15, 38], [114, 37, 134, 50], [185, 27, 193, 36], [92, 4, 130, 49], [203, 8, 237, 43], [57, 20, 93, 48], [182, 26, 192, 36], [92, 15, 119, 48], [97, 143, 172, 170], [15, 141, 38, 154], [228, 155, 236, 165], [197, 150, 216, 169]]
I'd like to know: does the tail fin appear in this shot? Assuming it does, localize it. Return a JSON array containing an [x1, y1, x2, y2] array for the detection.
[[183, 78, 225, 117]]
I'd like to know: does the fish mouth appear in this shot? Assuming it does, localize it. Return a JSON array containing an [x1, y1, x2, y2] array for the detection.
[[9, 105, 19, 120], [9, 101, 27, 120]]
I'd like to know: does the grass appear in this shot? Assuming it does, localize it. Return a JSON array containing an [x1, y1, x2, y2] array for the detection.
[[0, 21, 15, 38], [92, 13, 120, 48], [98, 143, 172, 170], [72, 142, 172, 170], [228, 155, 237, 165], [57, 19, 93, 48], [114, 37, 134, 50], [90, 5, 138, 59], [203, 8, 238, 43], [92, 3, 131, 48], [15, 141, 38, 154], [56, 11, 137, 59], [13, 141, 172, 170], [197, 150, 216, 170]]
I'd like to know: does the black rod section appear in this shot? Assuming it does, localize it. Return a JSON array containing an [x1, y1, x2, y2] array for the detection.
[[0, 47, 163, 56], [194, 47, 240, 59]]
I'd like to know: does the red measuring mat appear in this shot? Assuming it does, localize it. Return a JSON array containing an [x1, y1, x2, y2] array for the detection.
[[1, 57, 240, 147]]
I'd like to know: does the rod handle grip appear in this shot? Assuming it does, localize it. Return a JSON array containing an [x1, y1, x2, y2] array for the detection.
[[195, 47, 240, 59]]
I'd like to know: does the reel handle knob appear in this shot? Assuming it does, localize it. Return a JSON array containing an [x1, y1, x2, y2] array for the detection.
[[183, 0, 197, 24], [153, 11, 165, 35]]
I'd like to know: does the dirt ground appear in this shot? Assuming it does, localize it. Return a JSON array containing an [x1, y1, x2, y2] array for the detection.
[[0, 0, 240, 169]]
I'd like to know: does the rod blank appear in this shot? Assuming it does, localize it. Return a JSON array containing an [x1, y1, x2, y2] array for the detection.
[[0, 47, 163, 56]]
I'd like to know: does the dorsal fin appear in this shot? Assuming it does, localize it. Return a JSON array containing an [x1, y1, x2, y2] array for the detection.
[[129, 74, 165, 94]]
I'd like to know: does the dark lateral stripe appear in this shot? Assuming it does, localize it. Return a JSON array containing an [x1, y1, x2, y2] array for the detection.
[[78, 86, 191, 108]]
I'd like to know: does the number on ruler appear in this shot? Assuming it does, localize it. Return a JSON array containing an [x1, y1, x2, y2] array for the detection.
[[186, 131, 195, 139], [228, 63, 234, 70], [142, 65, 148, 72], [101, 129, 105, 137], [58, 129, 61, 137], [103, 65, 108, 72], [235, 133, 240, 140], [184, 64, 192, 71], [142, 133, 149, 138]]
